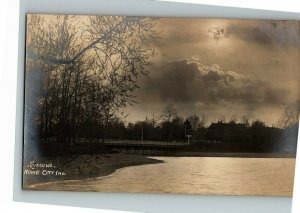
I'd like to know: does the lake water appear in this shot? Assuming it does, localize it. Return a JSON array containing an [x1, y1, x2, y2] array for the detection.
[[30, 157, 295, 196]]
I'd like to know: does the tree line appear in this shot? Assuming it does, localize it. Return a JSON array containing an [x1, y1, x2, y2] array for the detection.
[[90, 104, 299, 153]]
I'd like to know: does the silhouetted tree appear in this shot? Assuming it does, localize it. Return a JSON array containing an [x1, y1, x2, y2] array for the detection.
[[26, 15, 158, 153], [161, 104, 177, 122], [278, 101, 300, 128], [241, 116, 250, 127], [188, 115, 200, 133], [251, 119, 266, 128]]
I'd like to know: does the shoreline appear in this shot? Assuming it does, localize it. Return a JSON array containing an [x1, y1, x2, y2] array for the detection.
[[23, 155, 295, 196], [23, 152, 295, 190], [150, 152, 296, 158], [23, 153, 163, 189]]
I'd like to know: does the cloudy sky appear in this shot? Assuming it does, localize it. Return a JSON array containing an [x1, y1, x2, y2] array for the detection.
[[123, 18, 300, 125]]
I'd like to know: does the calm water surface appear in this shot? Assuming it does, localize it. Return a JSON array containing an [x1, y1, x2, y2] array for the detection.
[[31, 157, 295, 196]]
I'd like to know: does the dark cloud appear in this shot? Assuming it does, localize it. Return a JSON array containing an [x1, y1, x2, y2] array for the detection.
[[224, 20, 300, 47], [226, 25, 272, 45], [123, 19, 300, 124], [140, 60, 199, 102], [157, 19, 299, 50], [137, 60, 287, 108]]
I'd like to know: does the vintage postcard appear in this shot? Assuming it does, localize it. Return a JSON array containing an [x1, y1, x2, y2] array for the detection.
[[23, 14, 300, 196]]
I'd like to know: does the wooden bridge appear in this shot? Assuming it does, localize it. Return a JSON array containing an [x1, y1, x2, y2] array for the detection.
[[104, 139, 220, 146], [67, 138, 222, 155], [102, 139, 219, 155], [103, 140, 191, 155], [104, 140, 191, 147]]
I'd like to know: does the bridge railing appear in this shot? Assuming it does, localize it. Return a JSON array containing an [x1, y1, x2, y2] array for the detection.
[[103, 139, 221, 146]]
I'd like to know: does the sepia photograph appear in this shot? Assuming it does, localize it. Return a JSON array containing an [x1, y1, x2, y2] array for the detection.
[[23, 14, 300, 196]]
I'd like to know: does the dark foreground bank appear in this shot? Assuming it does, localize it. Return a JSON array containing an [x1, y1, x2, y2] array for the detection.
[[23, 153, 163, 189]]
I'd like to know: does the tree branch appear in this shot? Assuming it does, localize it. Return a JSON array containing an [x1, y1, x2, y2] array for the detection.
[[26, 17, 129, 65]]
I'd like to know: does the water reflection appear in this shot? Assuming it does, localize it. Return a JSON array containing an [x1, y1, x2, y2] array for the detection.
[[30, 157, 295, 196]]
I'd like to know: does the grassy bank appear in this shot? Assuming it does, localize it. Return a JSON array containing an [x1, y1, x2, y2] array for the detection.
[[23, 153, 163, 189]]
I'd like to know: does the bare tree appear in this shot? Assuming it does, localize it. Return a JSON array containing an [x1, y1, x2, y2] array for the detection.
[[217, 114, 227, 123], [198, 114, 208, 128], [241, 116, 250, 127], [162, 104, 177, 122], [25, 14, 158, 150], [188, 115, 200, 132], [278, 101, 300, 128]]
